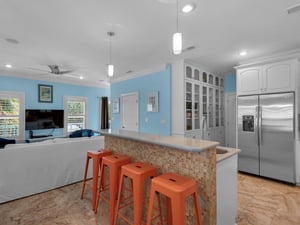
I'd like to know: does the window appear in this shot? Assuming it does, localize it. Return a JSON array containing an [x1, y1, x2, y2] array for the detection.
[[64, 96, 88, 134], [0, 92, 25, 140]]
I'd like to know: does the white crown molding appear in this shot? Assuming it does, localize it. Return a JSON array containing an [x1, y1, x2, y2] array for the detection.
[[109, 63, 168, 83], [235, 49, 300, 69], [0, 70, 110, 88]]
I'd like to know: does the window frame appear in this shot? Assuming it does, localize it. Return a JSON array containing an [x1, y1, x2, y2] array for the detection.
[[0, 91, 25, 140], [63, 96, 88, 135]]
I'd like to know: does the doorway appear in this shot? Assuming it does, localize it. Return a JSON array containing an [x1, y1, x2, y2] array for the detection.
[[225, 93, 237, 147], [121, 92, 139, 131]]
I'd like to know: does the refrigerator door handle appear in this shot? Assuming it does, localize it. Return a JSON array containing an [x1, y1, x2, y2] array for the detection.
[[258, 105, 262, 146], [255, 106, 259, 145]]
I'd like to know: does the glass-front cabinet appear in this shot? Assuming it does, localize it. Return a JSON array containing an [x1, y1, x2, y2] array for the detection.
[[220, 90, 224, 126], [215, 89, 220, 127], [185, 67, 201, 131], [183, 63, 224, 144], [202, 86, 208, 128], [208, 87, 214, 128], [185, 82, 192, 131], [194, 84, 200, 129]]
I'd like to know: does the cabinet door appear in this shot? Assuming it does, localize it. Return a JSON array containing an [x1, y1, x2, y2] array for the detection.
[[220, 90, 224, 127], [237, 66, 262, 95], [215, 89, 220, 127], [262, 59, 296, 93], [202, 86, 208, 129], [208, 87, 214, 128], [194, 84, 200, 130], [185, 82, 193, 131], [185, 65, 193, 79]]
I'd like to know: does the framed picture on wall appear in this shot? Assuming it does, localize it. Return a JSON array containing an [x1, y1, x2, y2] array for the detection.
[[38, 84, 53, 103], [147, 91, 159, 112], [112, 98, 119, 113]]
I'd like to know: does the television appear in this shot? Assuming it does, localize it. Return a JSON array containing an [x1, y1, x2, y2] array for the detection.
[[25, 109, 64, 130]]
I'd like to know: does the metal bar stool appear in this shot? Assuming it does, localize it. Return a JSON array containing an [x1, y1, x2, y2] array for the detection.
[[80, 149, 112, 211], [95, 154, 131, 225], [114, 162, 160, 225], [146, 172, 203, 225]]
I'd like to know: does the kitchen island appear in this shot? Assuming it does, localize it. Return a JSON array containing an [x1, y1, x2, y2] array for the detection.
[[100, 130, 219, 225]]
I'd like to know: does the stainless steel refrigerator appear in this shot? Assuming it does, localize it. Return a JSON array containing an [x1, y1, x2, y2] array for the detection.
[[237, 92, 295, 183]]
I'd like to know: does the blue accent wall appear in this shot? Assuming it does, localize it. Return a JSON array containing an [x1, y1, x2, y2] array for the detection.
[[110, 65, 171, 135], [224, 73, 236, 93], [0, 75, 109, 138]]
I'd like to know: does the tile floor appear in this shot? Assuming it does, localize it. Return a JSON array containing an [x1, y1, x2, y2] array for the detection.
[[0, 173, 299, 225]]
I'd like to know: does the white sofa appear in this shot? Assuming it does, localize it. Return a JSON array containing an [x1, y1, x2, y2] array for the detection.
[[0, 136, 104, 203]]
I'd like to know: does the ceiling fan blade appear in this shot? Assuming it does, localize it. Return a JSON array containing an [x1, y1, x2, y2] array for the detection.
[[64, 73, 80, 78], [59, 70, 74, 74], [28, 67, 50, 73]]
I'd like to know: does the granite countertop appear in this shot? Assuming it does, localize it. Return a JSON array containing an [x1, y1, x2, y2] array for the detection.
[[101, 129, 219, 152], [216, 146, 241, 162]]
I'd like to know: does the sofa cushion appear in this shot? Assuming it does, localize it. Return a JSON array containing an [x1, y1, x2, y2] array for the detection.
[[0, 138, 16, 149], [69, 129, 94, 138]]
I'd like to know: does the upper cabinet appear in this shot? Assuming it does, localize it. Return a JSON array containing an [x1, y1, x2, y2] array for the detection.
[[237, 59, 297, 95], [262, 60, 296, 93], [237, 66, 261, 95]]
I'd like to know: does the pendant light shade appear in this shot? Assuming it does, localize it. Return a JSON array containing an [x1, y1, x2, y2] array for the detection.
[[107, 31, 115, 77], [172, 0, 182, 55], [108, 64, 114, 77], [173, 32, 182, 55]]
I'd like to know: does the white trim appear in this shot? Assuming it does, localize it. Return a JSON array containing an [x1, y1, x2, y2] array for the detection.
[[235, 49, 300, 69], [0, 71, 110, 88], [109, 64, 167, 83], [63, 96, 88, 135], [0, 91, 25, 140]]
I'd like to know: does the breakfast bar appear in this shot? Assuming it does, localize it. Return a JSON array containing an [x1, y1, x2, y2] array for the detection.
[[100, 130, 219, 225]]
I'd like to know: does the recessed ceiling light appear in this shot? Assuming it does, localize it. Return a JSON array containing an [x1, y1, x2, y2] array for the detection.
[[182, 4, 195, 13], [239, 51, 247, 56], [5, 64, 12, 68]]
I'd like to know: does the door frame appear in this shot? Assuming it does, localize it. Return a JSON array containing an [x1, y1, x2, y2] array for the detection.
[[225, 92, 237, 147]]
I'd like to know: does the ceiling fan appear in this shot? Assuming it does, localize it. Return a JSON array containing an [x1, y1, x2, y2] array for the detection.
[[29, 65, 81, 79]]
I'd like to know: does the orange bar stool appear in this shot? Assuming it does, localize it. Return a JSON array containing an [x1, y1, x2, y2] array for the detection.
[[114, 162, 160, 225], [80, 149, 112, 211], [95, 154, 131, 224], [146, 172, 203, 225]]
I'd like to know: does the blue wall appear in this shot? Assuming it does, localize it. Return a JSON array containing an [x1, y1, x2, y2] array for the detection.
[[0, 75, 109, 138], [224, 73, 236, 93], [110, 65, 171, 135]]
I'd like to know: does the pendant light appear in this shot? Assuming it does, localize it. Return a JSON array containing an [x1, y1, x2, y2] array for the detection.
[[107, 31, 115, 77], [173, 0, 182, 55]]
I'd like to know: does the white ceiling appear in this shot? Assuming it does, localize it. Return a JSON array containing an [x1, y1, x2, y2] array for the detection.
[[1, 0, 300, 87]]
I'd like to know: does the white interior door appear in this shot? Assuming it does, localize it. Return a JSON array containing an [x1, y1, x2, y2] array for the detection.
[[121, 92, 139, 131], [225, 93, 237, 147]]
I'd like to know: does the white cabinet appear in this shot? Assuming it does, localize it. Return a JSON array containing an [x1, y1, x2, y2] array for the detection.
[[237, 59, 297, 95], [262, 59, 296, 93], [185, 81, 200, 131], [172, 60, 225, 144], [237, 66, 261, 95], [217, 153, 238, 225]]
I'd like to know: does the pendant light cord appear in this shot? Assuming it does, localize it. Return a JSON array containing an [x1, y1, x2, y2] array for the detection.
[[176, 0, 179, 32], [109, 33, 112, 64]]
